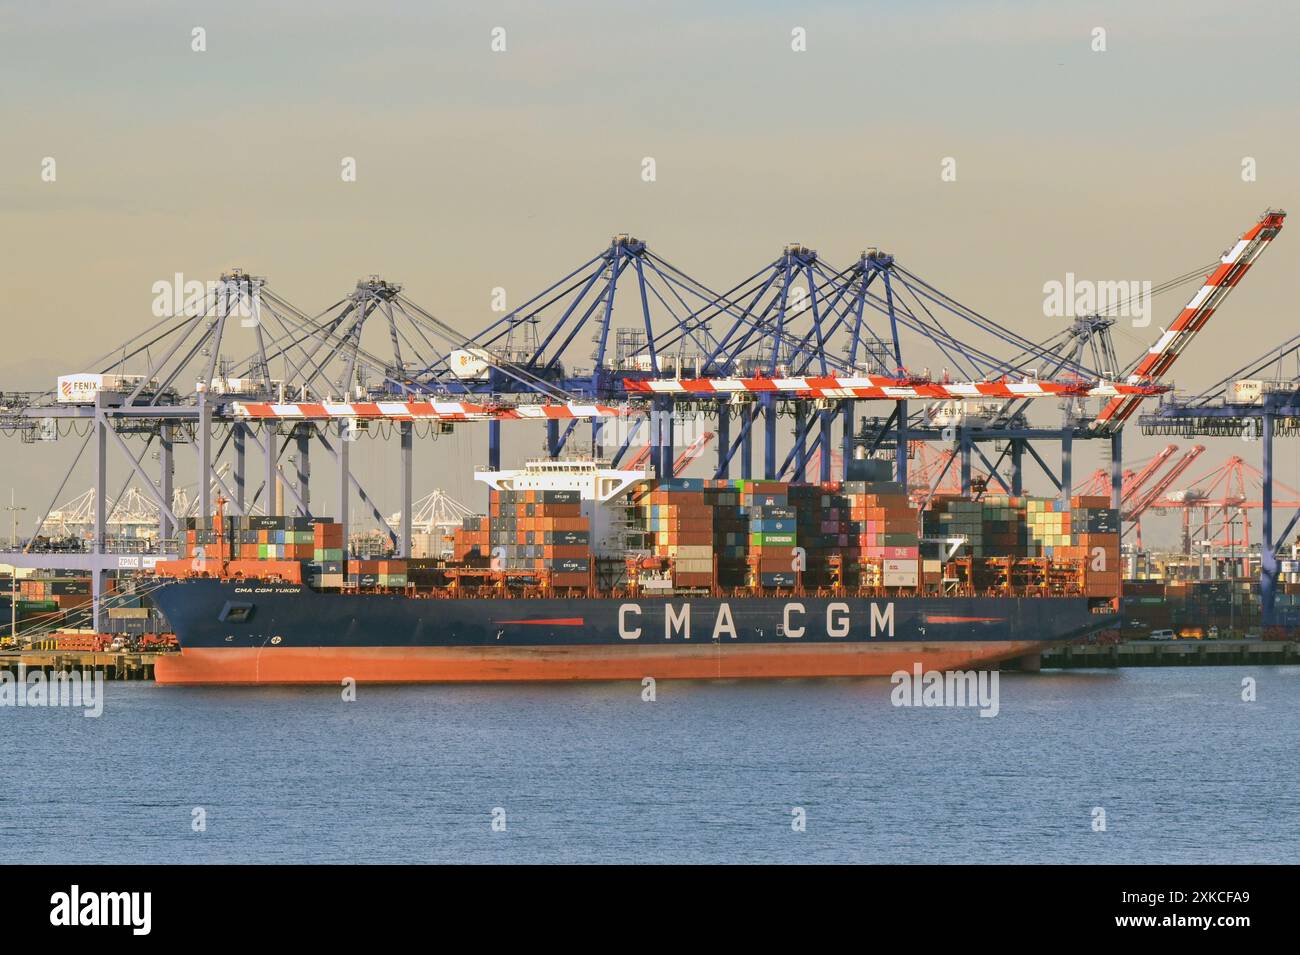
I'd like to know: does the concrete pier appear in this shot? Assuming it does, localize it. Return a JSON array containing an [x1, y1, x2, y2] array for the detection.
[[1042, 639, 1300, 669], [0, 651, 162, 681]]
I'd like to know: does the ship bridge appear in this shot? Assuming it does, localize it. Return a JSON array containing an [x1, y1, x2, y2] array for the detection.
[[474, 459, 646, 503]]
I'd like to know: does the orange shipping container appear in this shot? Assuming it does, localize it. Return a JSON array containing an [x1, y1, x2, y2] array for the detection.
[[550, 573, 589, 587], [542, 546, 590, 559]]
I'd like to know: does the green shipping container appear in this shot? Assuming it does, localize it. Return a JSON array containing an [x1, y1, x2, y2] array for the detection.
[[17, 600, 59, 612], [751, 532, 796, 546]]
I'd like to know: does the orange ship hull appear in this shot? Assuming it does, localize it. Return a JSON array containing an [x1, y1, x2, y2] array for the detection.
[[154, 641, 1049, 685]]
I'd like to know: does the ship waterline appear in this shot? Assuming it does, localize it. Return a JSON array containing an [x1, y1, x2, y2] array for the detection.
[[154, 640, 1057, 684]]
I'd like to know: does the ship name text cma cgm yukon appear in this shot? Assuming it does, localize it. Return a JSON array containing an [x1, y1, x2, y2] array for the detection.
[[617, 602, 894, 640]]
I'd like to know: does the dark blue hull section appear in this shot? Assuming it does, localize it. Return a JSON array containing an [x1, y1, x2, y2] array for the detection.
[[150, 578, 1115, 650]]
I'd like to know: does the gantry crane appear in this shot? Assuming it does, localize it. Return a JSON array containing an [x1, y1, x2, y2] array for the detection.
[[0, 213, 1287, 631], [628, 431, 715, 477], [1151, 456, 1300, 562], [1123, 445, 1206, 549], [1078, 443, 1179, 508]]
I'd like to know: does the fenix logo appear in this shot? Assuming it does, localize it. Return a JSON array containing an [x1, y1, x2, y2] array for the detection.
[[49, 885, 151, 936]]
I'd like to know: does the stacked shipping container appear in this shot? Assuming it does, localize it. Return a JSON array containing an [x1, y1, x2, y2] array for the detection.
[[741, 481, 798, 588], [488, 488, 591, 588], [924, 493, 1121, 598], [631, 479, 713, 587], [182, 515, 338, 562], [843, 482, 919, 588], [925, 498, 985, 553], [344, 559, 408, 589], [790, 484, 847, 589], [452, 516, 490, 562], [617, 479, 1117, 599], [18, 576, 93, 608], [705, 482, 748, 587], [116, 479, 1131, 604]]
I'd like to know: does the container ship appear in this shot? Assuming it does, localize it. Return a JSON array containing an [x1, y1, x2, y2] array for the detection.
[[145, 460, 1121, 685]]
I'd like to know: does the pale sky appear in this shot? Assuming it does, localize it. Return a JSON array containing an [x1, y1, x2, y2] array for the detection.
[[2, 0, 1298, 545]]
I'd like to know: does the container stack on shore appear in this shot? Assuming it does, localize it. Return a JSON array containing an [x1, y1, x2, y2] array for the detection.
[[1122, 577, 1291, 632], [17, 574, 93, 609], [0, 571, 155, 637], [9, 573, 94, 634]]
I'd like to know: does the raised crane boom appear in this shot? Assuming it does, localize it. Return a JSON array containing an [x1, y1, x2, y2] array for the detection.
[[1120, 443, 1179, 510], [672, 431, 715, 477], [1091, 209, 1286, 434], [1125, 445, 1205, 525], [627, 431, 714, 474]]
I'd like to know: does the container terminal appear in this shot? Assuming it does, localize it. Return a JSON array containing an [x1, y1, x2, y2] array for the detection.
[[1, 210, 1297, 681]]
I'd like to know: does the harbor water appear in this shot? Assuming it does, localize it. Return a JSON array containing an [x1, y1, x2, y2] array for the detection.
[[1, 667, 1297, 864]]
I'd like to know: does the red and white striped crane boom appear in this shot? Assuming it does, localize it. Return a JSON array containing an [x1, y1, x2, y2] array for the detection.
[[624, 374, 1163, 401], [229, 400, 626, 422], [1091, 209, 1286, 434]]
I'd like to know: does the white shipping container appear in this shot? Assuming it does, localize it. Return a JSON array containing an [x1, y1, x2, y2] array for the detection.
[[673, 545, 713, 557], [884, 570, 919, 587], [676, 561, 712, 572], [883, 558, 918, 575]]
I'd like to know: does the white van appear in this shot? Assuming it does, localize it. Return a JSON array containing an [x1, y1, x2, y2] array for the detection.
[[1149, 629, 1176, 641]]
